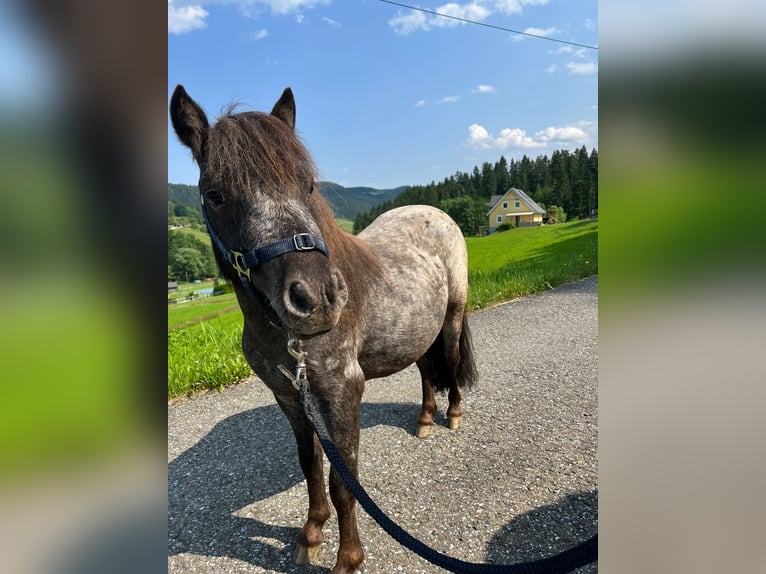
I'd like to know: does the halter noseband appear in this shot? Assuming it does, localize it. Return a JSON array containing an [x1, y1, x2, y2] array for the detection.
[[200, 193, 329, 301]]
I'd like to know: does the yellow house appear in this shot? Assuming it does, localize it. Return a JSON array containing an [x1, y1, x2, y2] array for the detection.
[[487, 188, 545, 233]]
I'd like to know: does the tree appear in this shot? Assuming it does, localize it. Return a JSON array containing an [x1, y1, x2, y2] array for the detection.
[[440, 196, 485, 236], [170, 247, 206, 282], [494, 156, 511, 196], [480, 162, 497, 199], [168, 231, 217, 280], [547, 205, 567, 224]]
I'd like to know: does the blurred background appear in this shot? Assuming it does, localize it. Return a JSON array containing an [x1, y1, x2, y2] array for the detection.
[[599, 1, 766, 572], [0, 0, 764, 572], [0, 1, 167, 572]]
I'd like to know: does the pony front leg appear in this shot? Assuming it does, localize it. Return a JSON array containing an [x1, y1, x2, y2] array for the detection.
[[324, 378, 365, 574], [277, 397, 331, 565], [294, 433, 332, 564], [328, 433, 365, 574]]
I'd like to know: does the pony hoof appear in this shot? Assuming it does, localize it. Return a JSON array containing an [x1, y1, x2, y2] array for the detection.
[[294, 543, 322, 565], [416, 423, 434, 438], [448, 415, 462, 430]]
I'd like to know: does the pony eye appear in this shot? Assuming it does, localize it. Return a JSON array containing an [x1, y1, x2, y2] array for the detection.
[[205, 190, 225, 207]]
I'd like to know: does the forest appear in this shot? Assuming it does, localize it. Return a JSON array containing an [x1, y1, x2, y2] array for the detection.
[[353, 146, 598, 236]]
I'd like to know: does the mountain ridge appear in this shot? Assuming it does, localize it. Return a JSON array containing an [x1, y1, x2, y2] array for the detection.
[[168, 181, 405, 221]]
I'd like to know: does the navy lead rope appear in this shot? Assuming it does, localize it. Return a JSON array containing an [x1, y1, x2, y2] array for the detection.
[[296, 381, 597, 573]]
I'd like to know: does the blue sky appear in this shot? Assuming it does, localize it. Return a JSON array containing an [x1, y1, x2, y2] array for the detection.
[[168, 0, 598, 189]]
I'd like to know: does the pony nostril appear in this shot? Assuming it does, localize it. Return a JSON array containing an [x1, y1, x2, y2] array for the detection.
[[288, 281, 317, 315], [326, 270, 348, 306]]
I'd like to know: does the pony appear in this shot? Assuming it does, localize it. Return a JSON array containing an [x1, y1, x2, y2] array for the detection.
[[170, 85, 478, 574]]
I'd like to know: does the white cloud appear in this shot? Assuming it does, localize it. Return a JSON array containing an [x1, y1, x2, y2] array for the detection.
[[322, 16, 341, 28], [168, 1, 208, 34], [436, 95, 461, 104], [512, 25, 559, 42], [168, 0, 332, 34], [544, 63, 558, 73], [387, 1, 556, 35], [474, 84, 495, 93], [495, 127, 546, 149], [491, 0, 550, 15], [466, 124, 493, 149], [524, 26, 558, 37], [584, 18, 596, 31], [466, 120, 595, 151], [550, 46, 589, 60], [566, 60, 598, 75], [389, 2, 491, 35], [261, 0, 330, 15], [415, 99, 426, 107], [438, 2, 491, 25], [252, 28, 269, 40]]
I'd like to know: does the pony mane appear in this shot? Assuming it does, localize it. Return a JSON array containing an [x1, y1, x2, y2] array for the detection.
[[206, 109, 317, 199]]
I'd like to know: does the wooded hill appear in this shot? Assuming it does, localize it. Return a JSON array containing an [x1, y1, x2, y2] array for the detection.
[[353, 146, 598, 236]]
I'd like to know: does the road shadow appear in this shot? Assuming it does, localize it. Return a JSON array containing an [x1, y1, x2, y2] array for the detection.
[[168, 400, 422, 572], [485, 490, 598, 573], [169, 402, 596, 572]]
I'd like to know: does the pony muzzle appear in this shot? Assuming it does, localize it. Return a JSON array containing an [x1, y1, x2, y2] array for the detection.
[[281, 268, 348, 335]]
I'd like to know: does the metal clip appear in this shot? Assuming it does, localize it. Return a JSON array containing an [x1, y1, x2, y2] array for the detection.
[[278, 335, 307, 391]]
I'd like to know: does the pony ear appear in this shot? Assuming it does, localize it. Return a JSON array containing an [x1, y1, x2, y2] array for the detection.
[[170, 84, 209, 162], [271, 87, 296, 130]]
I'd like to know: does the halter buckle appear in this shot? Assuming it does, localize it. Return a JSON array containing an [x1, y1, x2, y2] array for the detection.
[[230, 250, 251, 280], [293, 233, 316, 251]]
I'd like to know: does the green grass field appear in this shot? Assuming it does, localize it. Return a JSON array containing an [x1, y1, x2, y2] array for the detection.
[[168, 292, 238, 329], [466, 220, 597, 309], [168, 219, 597, 398]]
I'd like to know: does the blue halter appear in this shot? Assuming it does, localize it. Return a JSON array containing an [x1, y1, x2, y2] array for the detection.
[[200, 193, 329, 311]]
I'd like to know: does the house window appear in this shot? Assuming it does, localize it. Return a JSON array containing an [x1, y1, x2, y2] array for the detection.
[[496, 215, 503, 223], [514, 201, 520, 208], [502, 201, 508, 209]]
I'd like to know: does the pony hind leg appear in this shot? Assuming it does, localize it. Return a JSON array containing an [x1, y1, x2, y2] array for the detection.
[[445, 313, 478, 429], [415, 357, 438, 438], [414, 327, 461, 436], [424, 312, 478, 433]]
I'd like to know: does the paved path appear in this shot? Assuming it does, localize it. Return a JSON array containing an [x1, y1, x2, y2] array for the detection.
[[168, 276, 598, 573]]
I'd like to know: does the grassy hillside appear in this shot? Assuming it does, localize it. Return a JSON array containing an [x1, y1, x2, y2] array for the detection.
[[466, 220, 597, 309]]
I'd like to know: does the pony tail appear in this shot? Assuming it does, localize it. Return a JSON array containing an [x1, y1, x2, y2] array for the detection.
[[456, 315, 478, 389], [423, 314, 478, 393]]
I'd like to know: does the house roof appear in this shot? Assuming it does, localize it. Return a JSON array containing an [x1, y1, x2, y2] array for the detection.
[[487, 188, 546, 216]]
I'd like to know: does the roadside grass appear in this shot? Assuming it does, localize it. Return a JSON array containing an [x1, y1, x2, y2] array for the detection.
[[168, 219, 597, 399], [168, 312, 251, 398]]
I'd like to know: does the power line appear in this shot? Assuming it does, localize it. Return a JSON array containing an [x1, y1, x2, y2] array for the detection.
[[378, 0, 598, 51]]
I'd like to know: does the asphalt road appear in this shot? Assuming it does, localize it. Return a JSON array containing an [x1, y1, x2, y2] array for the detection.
[[168, 275, 598, 573]]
